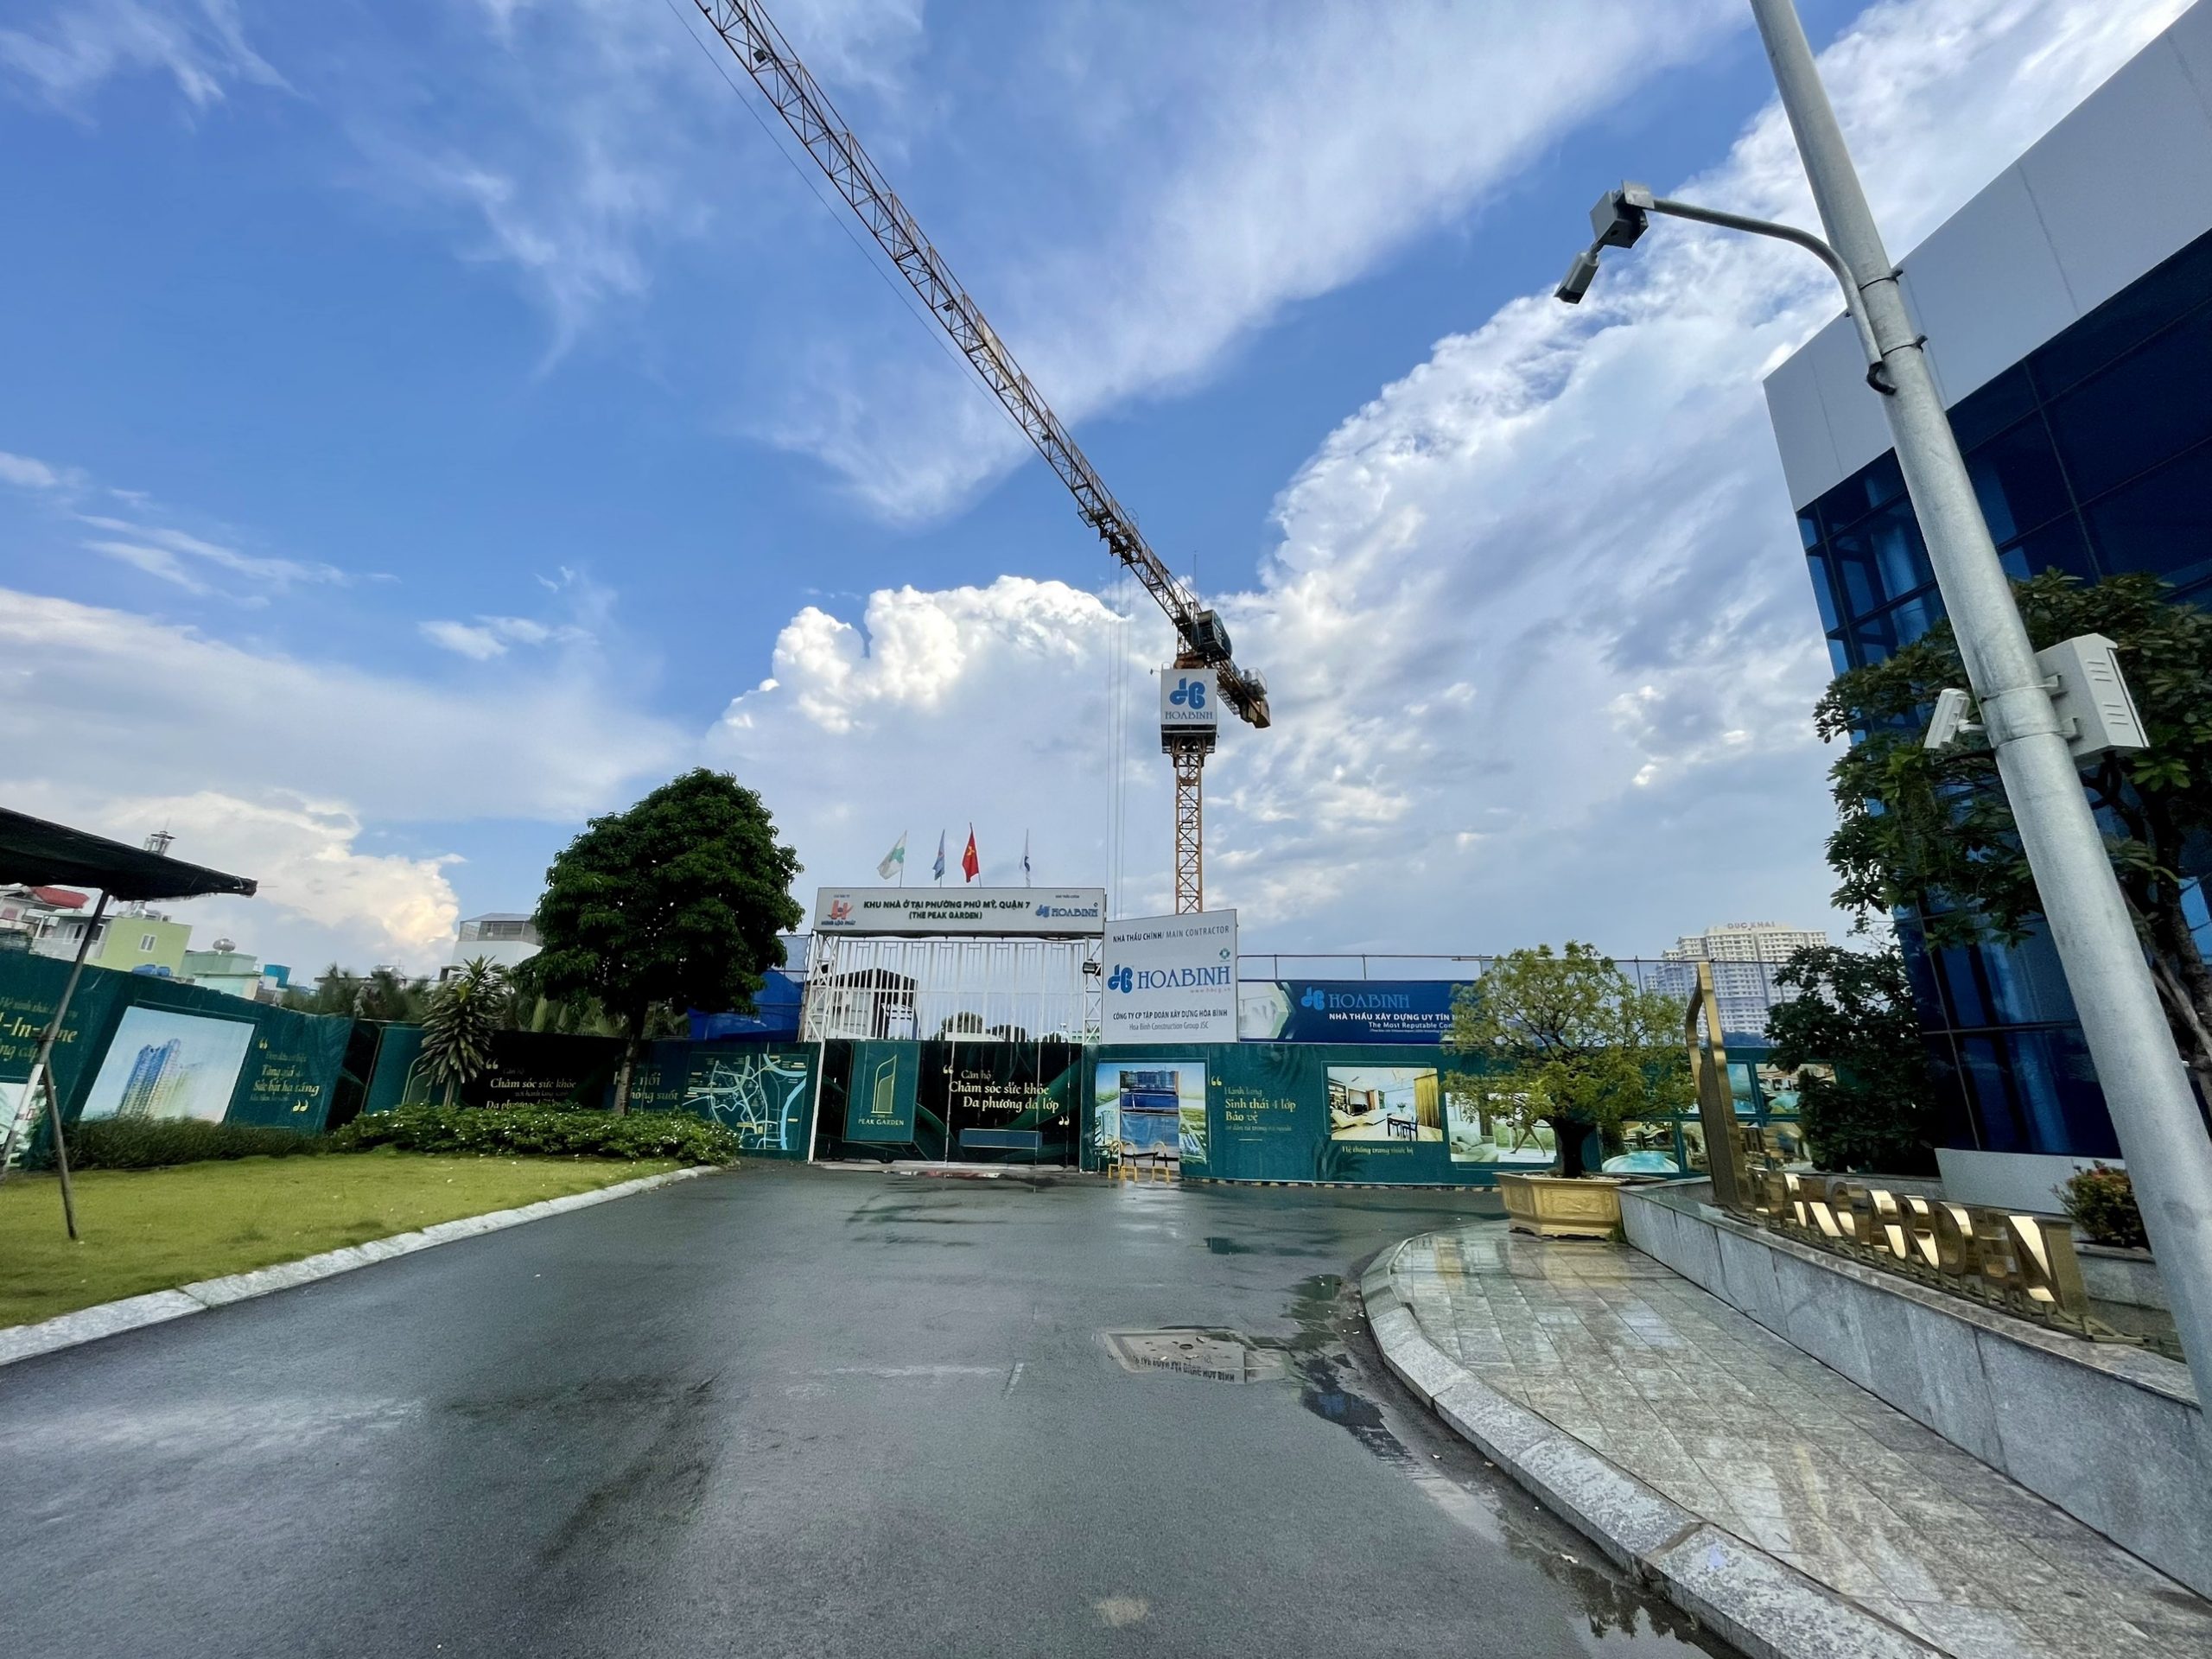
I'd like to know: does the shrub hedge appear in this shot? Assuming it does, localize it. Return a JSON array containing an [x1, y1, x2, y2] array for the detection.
[[65, 1117, 331, 1171], [2058, 1162, 2148, 1250], [333, 1106, 741, 1165]]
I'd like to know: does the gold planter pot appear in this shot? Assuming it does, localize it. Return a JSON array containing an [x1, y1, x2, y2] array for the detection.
[[1497, 1173, 1628, 1239]]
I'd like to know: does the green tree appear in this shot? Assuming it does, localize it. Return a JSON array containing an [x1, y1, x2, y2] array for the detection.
[[1444, 943, 1690, 1179], [531, 770, 804, 1113], [420, 957, 511, 1109], [1763, 944, 1938, 1174], [1820, 571, 2212, 1100]]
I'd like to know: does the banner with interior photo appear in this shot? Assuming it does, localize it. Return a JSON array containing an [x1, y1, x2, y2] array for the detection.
[[1085, 1040, 1825, 1185], [1090, 1042, 1514, 1185]]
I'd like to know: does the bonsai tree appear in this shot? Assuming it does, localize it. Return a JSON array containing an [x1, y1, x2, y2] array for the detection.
[[419, 957, 510, 1109], [1821, 571, 2212, 1101], [1445, 943, 1690, 1178], [1763, 944, 1939, 1174], [531, 770, 804, 1114]]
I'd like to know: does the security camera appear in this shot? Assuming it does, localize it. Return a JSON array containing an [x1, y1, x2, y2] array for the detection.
[[1555, 247, 1601, 305], [1590, 182, 1654, 250], [1923, 686, 1978, 750]]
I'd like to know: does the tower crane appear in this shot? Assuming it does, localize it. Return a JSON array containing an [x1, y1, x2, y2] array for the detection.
[[683, 0, 1269, 913]]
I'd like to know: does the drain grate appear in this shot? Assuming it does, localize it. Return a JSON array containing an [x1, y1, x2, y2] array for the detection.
[[1103, 1329, 1277, 1383]]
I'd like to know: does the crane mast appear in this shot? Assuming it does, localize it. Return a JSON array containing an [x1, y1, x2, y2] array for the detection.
[[687, 0, 1268, 912]]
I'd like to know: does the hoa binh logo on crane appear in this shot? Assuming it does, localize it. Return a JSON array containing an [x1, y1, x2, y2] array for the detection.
[[1160, 667, 1221, 733]]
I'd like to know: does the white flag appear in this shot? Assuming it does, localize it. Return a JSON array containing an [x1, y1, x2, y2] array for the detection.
[[876, 832, 907, 880]]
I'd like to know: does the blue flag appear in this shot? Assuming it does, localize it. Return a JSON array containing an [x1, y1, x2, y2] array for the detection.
[[932, 830, 946, 883]]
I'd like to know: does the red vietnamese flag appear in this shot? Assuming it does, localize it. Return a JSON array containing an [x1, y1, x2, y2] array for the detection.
[[961, 825, 981, 883]]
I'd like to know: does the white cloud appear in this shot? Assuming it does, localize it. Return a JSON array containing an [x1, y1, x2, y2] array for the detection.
[[0, 451, 69, 489], [0, 0, 283, 111], [3, 0, 2186, 972], [85, 537, 209, 594], [702, 0, 2191, 953], [419, 620, 506, 660], [3, 451, 351, 598], [751, 0, 1747, 520], [418, 612, 594, 658], [706, 574, 1168, 898], [8, 785, 463, 974], [0, 587, 688, 969]]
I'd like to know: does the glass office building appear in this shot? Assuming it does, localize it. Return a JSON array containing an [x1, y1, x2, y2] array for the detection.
[[1764, 7, 2212, 1206], [1799, 226, 2212, 1166]]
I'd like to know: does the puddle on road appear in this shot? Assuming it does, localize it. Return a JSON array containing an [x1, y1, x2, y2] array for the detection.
[[1202, 1235, 1330, 1258], [1262, 1273, 1735, 1657]]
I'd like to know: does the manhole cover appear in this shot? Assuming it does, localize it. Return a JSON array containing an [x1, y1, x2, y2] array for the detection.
[[1103, 1329, 1277, 1382]]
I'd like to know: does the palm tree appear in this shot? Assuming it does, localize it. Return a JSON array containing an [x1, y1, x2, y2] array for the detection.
[[421, 957, 509, 1109]]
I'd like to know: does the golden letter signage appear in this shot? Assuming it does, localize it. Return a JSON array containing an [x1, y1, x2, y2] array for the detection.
[[1750, 1169, 2090, 1325]]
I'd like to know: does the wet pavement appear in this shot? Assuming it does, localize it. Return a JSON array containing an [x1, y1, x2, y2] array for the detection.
[[1390, 1224, 2212, 1659], [0, 1165, 1735, 1657]]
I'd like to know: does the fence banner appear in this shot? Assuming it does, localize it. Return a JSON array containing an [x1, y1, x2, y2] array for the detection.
[[0, 951, 125, 1121], [846, 1040, 920, 1142], [1236, 980, 1468, 1045], [0, 951, 359, 1137], [1092, 1041, 1514, 1185]]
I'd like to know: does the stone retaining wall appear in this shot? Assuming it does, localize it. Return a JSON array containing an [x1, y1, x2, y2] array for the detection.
[[1619, 1180, 2210, 1599]]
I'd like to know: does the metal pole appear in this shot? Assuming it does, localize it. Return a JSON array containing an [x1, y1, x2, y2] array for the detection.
[[1749, 0, 2212, 1413], [2, 892, 107, 1236]]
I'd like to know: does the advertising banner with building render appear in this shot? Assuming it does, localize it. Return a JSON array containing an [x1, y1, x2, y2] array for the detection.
[[1102, 911, 1238, 1044]]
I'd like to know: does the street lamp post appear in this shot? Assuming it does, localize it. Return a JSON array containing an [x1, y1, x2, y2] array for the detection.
[[1560, 0, 2212, 1417]]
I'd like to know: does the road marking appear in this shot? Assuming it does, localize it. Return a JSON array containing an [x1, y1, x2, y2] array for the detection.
[[1003, 1361, 1026, 1396], [815, 1365, 1001, 1378], [1094, 1596, 1148, 1628]]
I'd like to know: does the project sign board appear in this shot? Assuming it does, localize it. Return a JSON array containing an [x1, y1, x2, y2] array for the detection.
[[1159, 668, 1220, 741], [1102, 910, 1239, 1043], [812, 887, 1106, 937]]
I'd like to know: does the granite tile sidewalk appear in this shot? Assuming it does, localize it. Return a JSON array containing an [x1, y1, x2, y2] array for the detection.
[[1376, 1222, 2212, 1659]]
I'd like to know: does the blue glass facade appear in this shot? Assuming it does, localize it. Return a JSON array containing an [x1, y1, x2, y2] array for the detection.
[[1799, 228, 2212, 1160]]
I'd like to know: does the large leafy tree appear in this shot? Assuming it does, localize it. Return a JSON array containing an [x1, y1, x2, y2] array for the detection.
[[1821, 571, 2212, 1101], [420, 957, 511, 1108], [1444, 943, 1690, 1179], [1763, 945, 1938, 1174], [531, 770, 804, 1113]]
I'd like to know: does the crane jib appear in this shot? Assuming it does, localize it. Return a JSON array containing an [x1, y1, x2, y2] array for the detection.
[[690, 0, 1268, 733]]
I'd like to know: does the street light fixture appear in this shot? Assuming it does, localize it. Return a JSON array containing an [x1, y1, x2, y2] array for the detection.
[[1557, 0, 2212, 1414]]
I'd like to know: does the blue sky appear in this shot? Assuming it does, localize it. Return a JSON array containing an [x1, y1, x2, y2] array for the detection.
[[0, 0, 2188, 973]]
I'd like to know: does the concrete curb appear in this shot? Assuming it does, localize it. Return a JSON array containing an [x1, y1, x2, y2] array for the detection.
[[1360, 1242, 1942, 1659], [0, 1163, 720, 1371]]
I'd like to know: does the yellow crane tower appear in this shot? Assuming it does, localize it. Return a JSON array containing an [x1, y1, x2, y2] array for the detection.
[[683, 0, 1270, 913]]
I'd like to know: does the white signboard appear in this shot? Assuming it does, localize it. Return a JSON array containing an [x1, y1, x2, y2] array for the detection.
[[813, 887, 1106, 937], [1160, 668, 1220, 739], [1103, 910, 1239, 1043]]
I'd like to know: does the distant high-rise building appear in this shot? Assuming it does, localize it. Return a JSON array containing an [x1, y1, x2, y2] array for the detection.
[[443, 913, 542, 979], [116, 1039, 183, 1119], [1662, 924, 1832, 1039]]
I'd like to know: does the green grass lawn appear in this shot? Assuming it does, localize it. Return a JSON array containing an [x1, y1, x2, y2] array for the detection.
[[0, 1149, 681, 1330]]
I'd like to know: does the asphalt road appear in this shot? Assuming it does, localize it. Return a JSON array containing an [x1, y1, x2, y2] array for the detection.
[[0, 1165, 1734, 1658]]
